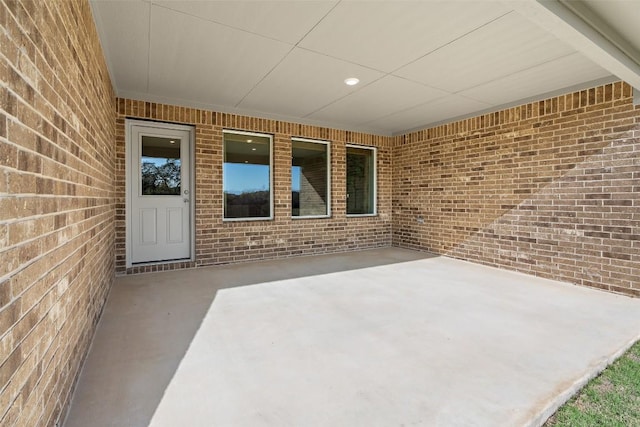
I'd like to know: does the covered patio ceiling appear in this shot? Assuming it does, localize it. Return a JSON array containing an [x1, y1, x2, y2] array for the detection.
[[90, 0, 640, 135]]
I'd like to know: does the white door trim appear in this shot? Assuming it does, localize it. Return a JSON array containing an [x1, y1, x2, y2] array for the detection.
[[125, 119, 195, 268]]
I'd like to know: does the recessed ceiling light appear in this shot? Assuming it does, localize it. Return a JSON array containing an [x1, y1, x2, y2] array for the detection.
[[244, 160, 248, 163], [247, 139, 252, 143], [251, 148, 256, 151], [169, 140, 176, 144], [344, 77, 359, 86]]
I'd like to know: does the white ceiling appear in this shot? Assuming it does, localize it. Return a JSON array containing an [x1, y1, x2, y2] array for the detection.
[[90, 0, 640, 136]]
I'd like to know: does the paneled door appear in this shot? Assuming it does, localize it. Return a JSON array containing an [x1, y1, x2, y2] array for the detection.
[[128, 121, 193, 264]]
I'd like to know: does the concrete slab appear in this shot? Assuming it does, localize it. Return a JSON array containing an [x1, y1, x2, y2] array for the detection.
[[64, 248, 640, 427]]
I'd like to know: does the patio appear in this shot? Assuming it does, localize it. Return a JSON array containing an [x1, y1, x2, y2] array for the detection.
[[64, 248, 640, 427]]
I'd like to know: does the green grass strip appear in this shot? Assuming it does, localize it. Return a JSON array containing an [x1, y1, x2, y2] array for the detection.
[[545, 341, 640, 426]]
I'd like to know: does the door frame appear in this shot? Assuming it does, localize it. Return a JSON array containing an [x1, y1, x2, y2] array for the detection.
[[125, 119, 196, 268]]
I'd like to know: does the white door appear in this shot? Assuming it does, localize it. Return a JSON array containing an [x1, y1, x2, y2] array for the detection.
[[128, 121, 192, 264]]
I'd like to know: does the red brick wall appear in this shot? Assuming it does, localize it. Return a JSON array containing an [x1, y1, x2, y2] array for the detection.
[[0, 0, 115, 425], [393, 82, 639, 296], [115, 100, 392, 274]]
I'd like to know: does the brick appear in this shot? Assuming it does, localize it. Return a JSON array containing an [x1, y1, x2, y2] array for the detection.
[[1, 0, 116, 425], [0, 112, 6, 139], [17, 150, 41, 173], [0, 140, 17, 169], [393, 81, 639, 297], [0, 300, 20, 344]]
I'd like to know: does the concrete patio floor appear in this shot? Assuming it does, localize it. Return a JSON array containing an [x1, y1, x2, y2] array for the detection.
[[64, 248, 640, 427]]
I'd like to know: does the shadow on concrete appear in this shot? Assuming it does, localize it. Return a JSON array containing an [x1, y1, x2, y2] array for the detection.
[[64, 247, 436, 427]]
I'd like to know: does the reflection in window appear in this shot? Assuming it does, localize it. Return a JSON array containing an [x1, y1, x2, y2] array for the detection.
[[141, 136, 181, 195], [223, 131, 272, 219], [292, 139, 329, 217], [346, 145, 376, 215]]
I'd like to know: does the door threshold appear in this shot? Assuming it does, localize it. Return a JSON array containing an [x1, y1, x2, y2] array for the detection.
[[131, 258, 192, 267]]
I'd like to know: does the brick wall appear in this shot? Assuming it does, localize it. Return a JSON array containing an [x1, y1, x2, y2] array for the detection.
[[0, 0, 115, 426], [393, 82, 640, 296], [115, 99, 392, 274]]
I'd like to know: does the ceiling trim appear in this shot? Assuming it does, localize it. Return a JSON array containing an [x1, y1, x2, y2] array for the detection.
[[396, 76, 618, 136], [509, 0, 640, 92], [119, 77, 618, 138], [116, 90, 392, 136]]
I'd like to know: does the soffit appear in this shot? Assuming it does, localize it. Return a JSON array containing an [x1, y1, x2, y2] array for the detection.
[[91, 1, 640, 136]]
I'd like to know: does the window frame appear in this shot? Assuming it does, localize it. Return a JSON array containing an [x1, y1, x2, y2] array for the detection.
[[345, 143, 377, 217], [222, 129, 274, 222], [291, 137, 331, 220]]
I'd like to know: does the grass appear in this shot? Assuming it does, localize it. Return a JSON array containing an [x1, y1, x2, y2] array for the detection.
[[545, 340, 640, 427]]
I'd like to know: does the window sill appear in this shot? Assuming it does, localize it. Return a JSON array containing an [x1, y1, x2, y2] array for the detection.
[[223, 217, 274, 222]]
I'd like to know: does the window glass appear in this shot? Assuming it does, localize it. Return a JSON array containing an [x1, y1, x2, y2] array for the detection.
[[346, 146, 376, 215], [292, 139, 329, 217], [223, 132, 272, 219], [141, 136, 181, 195]]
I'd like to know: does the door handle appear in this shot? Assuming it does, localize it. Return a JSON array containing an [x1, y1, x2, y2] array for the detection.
[[184, 198, 190, 203]]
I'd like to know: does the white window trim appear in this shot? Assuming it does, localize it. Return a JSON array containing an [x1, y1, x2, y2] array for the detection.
[[345, 143, 377, 217], [291, 137, 331, 219], [222, 129, 274, 222]]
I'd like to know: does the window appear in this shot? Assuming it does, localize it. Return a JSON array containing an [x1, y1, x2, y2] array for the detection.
[[292, 138, 330, 218], [223, 131, 272, 220], [140, 136, 181, 195], [346, 145, 376, 216]]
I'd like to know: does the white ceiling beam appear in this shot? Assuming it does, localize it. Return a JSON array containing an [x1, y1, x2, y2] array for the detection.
[[509, 0, 640, 103]]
